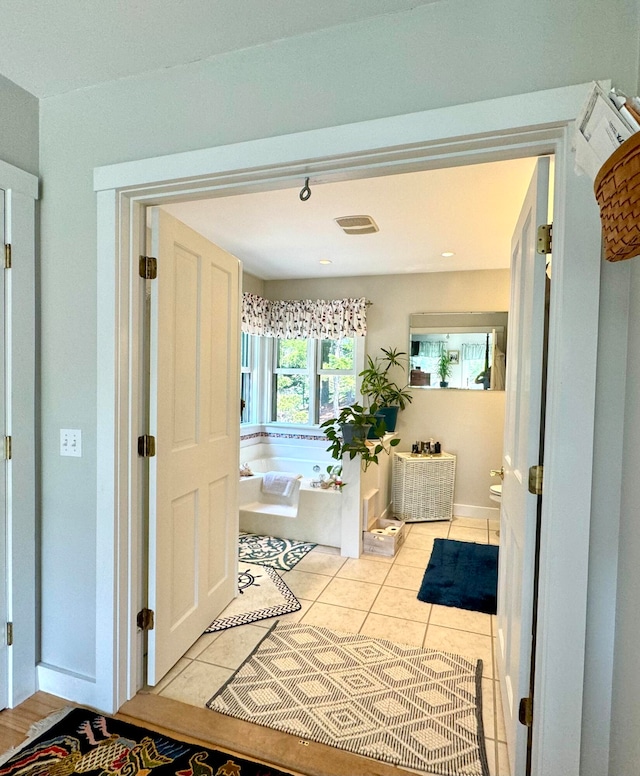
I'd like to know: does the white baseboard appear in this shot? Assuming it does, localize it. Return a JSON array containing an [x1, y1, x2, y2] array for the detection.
[[453, 503, 500, 520], [37, 664, 101, 709]]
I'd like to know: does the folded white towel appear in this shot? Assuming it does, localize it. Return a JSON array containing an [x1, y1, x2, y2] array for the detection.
[[261, 471, 302, 498]]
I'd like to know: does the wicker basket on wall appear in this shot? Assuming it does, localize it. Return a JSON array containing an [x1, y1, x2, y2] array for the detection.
[[594, 131, 640, 263]]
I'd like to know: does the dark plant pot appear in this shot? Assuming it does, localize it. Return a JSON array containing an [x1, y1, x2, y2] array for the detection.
[[340, 423, 371, 445], [367, 406, 399, 438], [439, 381, 449, 388]]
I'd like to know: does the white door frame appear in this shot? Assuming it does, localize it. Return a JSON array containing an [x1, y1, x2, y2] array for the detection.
[[0, 158, 38, 708], [90, 82, 602, 775]]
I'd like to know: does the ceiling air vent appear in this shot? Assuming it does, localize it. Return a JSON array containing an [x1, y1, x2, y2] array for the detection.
[[334, 215, 379, 235]]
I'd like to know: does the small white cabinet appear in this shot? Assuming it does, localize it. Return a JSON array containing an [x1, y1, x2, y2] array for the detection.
[[392, 452, 456, 522]]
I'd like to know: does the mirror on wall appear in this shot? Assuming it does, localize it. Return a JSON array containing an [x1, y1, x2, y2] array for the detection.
[[409, 312, 508, 391]]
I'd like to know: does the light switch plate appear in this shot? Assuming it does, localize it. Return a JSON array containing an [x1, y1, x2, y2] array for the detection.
[[60, 428, 82, 457]]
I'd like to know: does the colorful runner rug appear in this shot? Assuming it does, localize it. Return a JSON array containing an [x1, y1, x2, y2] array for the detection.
[[0, 706, 296, 776]]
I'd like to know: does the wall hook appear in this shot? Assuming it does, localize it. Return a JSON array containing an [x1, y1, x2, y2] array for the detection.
[[299, 177, 311, 201]]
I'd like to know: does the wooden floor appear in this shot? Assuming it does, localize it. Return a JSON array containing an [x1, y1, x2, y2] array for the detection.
[[0, 692, 414, 776]]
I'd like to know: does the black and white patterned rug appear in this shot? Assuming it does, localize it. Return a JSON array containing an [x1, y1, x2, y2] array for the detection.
[[204, 562, 300, 633], [207, 623, 489, 776], [239, 532, 316, 571]]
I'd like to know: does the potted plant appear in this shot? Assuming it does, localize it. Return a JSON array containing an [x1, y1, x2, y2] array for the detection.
[[320, 402, 400, 472], [437, 349, 452, 388], [359, 346, 413, 434]]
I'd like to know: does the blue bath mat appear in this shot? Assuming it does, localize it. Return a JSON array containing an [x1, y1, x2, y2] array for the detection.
[[239, 532, 316, 571], [418, 539, 499, 615]]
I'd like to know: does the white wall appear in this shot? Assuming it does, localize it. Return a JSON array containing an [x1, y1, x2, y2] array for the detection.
[[34, 2, 640, 769], [0, 74, 38, 176], [266, 269, 509, 513]]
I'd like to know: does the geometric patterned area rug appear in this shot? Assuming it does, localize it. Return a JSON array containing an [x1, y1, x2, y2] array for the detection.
[[239, 532, 316, 571], [0, 705, 297, 776], [207, 623, 489, 776], [204, 562, 300, 633]]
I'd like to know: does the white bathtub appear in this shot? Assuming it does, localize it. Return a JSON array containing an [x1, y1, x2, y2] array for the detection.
[[239, 454, 342, 547]]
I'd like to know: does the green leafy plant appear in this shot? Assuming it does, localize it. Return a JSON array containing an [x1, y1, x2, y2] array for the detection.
[[437, 349, 453, 385], [319, 402, 400, 472], [359, 347, 413, 410]]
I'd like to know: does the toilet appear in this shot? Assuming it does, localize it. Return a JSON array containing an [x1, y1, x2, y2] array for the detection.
[[489, 483, 502, 503]]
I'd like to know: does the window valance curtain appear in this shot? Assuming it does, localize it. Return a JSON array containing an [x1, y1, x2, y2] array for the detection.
[[417, 340, 446, 358], [462, 343, 488, 360], [241, 293, 367, 339]]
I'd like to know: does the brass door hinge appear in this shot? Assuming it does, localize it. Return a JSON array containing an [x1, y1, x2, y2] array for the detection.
[[4, 244, 11, 269], [6, 622, 13, 647], [528, 465, 543, 495], [139, 255, 158, 280], [519, 696, 534, 727], [4, 436, 11, 461], [137, 435, 156, 458], [136, 608, 155, 631], [537, 224, 552, 255]]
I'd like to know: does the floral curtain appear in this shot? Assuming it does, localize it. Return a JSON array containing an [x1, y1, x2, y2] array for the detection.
[[241, 293, 367, 339]]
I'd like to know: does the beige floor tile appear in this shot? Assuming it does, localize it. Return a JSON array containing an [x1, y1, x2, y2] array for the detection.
[[160, 660, 233, 706], [336, 557, 391, 584], [371, 586, 431, 623], [429, 604, 492, 636], [402, 532, 436, 552], [447, 525, 489, 544], [406, 521, 451, 537], [485, 738, 497, 776], [423, 624, 493, 677], [147, 657, 191, 694], [184, 632, 221, 659], [384, 563, 426, 590], [317, 576, 381, 611], [495, 682, 507, 742], [197, 623, 266, 669], [394, 545, 433, 569], [310, 544, 341, 555], [452, 516, 489, 529], [360, 612, 426, 647], [360, 551, 395, 564], [292, 552, 347, 576], [481, 677, 496, 740], [301, 601, 367, 632], [255, 598, 314, 627], [281, 569, 332, 600], [497, 742, 512, 775]]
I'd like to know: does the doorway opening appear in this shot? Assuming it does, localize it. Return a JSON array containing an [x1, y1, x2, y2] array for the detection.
[[93, 84, 602, 776]]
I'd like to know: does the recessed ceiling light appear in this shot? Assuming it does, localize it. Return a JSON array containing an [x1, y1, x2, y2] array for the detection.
[[319, 259, 332, 265], [441, 251, 455, 258]]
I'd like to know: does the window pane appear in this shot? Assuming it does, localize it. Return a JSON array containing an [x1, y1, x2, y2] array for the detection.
[[318, 375, 356, 423], [277, 339, 308, 369], [240, 373, 251, 423], [320, 338, 354, 370], [274, 374, 310, 423], [240, 332, 250, 368]]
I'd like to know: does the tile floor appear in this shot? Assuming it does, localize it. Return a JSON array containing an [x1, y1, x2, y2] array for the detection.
[[149, 516, 510, 776]]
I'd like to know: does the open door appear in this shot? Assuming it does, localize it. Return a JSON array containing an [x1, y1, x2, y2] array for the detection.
[[146, 208, 240, 685], [497, 157, 550, 774]]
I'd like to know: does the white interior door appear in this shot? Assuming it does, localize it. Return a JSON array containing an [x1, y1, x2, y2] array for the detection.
[[497, 157, 550, 774], [146, 208, 240, 685], [0, 188, 7, 709]]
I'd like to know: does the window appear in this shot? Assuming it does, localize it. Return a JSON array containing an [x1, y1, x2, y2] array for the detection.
[[270, 337, 357, 425], [240, 332, 258, 423]]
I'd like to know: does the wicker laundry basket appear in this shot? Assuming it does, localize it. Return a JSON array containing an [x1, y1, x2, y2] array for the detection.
[[593, 131, 640, 263]]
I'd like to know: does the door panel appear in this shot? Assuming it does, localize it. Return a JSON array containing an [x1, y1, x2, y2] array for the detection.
[[497, 157, 550, 774], [147, 208, 240, 685]]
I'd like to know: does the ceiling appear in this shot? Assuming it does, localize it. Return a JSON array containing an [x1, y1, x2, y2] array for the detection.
[[162, 156, 539, 280], [0, 0, 442, 99]]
